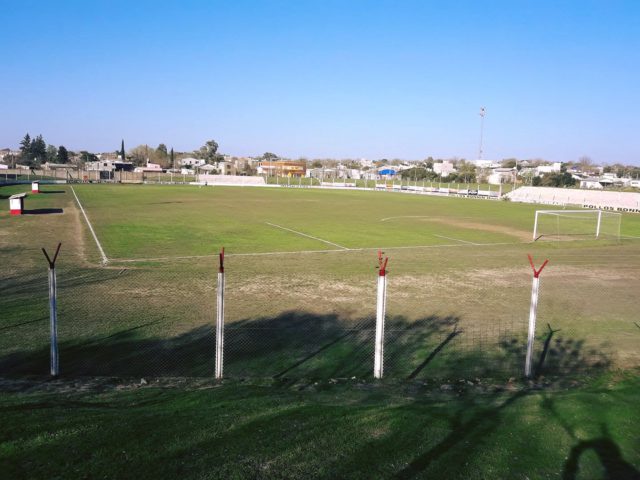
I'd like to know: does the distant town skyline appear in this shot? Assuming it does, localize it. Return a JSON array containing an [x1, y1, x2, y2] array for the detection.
[[1, 1, 639, 165]]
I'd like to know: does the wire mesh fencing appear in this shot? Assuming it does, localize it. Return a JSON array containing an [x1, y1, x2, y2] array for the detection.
[[1, 246, 638, 381]]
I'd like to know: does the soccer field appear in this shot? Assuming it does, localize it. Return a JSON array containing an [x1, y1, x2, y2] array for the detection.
[[67, 183, 640, 260], [2, 183, 640, 380]]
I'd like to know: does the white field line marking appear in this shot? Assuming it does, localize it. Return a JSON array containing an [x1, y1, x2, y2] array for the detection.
[[109, 240, 525, 263], [265, 222, 349, 250], [433, 234, 480, 245], [380, 215, 473, 222], [70, 186, 109, 265], [620, 235, 640, 239]]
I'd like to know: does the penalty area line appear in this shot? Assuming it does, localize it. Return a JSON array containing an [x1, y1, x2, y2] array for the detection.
[[70, 186, 109, 265], [433, 234, 480, 245], [265, 222, 349, 250], [109, 241, 525, 263]]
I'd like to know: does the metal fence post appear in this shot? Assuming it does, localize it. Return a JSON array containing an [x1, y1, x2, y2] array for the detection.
[[525, 254, 549, 378], [42, 243, 62, 377], [374, 251, 389, 379], [215, 247, 225, 379]]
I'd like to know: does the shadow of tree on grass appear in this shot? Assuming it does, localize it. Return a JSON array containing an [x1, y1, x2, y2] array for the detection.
[[0, 310, 613, 382]]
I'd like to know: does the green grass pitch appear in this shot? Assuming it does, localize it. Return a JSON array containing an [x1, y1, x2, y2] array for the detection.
[[1, 182, 640, 479]]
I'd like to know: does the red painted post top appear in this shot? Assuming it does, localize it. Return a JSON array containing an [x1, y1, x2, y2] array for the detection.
[[219, 247, 225, 273], [528, 254, 549, 278], [377, 250, 389, 276]]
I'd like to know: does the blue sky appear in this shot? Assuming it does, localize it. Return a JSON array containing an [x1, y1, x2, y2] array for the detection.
[[1, 1, 639, 164]]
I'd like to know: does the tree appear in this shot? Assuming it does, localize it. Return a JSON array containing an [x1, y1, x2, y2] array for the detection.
[[157, 143, 168, 156], [540, 172, 575, 187], [120, 140, 126, 161], [128, 145, 151, 166], [424, 157, 434, 169], [578, 156, 593, 173], [170, 147, 175, 169], [196, 140, 221, 163], [57, 146, 69, 164], [311, 160, 323, 168], [46, 144, 58, 163], [400, 167, 437, 181], [79, 151, 99, 164], [19, 133, 31, 159], [262, 152, 278, 161], [30, 135, 47, 165], [456, 161, 478, 183], [501, 158, 517, 169]]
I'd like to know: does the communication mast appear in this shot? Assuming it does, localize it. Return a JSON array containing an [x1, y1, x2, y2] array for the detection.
[[478, 107, 486, 160]]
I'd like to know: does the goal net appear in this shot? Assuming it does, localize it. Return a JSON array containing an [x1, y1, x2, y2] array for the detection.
[[533, 210, 621, 241]]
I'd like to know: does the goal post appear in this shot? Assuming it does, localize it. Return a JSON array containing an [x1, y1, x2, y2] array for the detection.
[[533, 209, 621, 241]]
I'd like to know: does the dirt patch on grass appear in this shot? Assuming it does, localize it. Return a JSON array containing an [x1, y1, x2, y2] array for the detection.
[[427, 217, 531, 241]]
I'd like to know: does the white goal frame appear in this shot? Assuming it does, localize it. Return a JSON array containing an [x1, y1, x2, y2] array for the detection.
[[533, 209, 621, 241]]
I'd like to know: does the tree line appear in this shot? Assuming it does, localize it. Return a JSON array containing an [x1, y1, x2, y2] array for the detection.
[[13, 133, 69, 167]]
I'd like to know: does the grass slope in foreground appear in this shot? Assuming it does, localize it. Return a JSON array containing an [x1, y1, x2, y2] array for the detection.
[[1, 372, 639, 479]]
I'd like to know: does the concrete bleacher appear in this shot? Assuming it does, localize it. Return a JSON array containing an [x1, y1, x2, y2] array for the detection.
[[197, 175, 267, 186], [507, 186, 640, 213]]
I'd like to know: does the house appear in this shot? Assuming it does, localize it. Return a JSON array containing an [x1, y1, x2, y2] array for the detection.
[[87, 160, 134, 172], [472, 159, 494, 169], [488, 168, 516, 185], [86, 160, 116, 172], [257, 161, 306, 177], [217, 161, 236, 176], [433, 161, 456, 177], [579, 177, 616, 189], [180, 157, 206, 168], [134, 161, 163, 173], [536, 162, 562, 175]]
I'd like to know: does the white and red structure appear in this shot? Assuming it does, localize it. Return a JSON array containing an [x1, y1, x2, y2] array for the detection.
[[215, 247, 225, 380], [374, 250, 389, 379], [525, 254, 549, 378], [9, 193, 26, 215], [32, 181, 40, 193]]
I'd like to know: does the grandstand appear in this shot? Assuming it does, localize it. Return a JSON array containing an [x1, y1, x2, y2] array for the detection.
[[196, 175, 267, 186], [507, 186, 640, 213]]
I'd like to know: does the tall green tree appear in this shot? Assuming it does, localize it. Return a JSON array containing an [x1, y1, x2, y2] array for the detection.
[[19, 133, 31, 160], [157, 144, 168, 156], [170, 147, 174, 168], [31, 135, 47, 164], [57, 146, 69, 164], [197, 140, 221, 163], [120, 140, 125, 161]]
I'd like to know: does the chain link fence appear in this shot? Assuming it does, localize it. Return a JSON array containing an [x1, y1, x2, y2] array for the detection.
[[1, 246, 638, 381]]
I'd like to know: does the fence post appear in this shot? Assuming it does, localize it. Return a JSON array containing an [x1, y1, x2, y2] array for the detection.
[[42, 243, 62, 377], [525, 254, 549, 378], [215, 247, 225, 379], [374, 250, 389, 379]]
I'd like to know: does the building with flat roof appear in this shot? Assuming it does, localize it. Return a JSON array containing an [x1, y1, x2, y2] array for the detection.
[[257, 160, 306, 177]]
